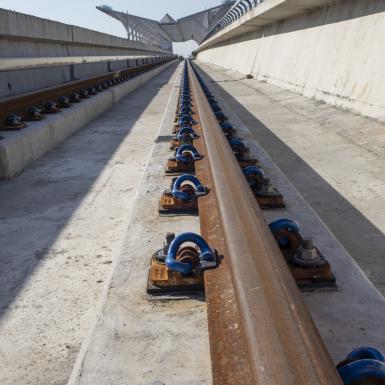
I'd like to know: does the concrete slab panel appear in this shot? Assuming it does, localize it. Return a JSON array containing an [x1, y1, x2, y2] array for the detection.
[[0, 60, 177, 179], [197, 0, 385, 121], [194, 62, 385, 361], [0, 62, 180, 385], [69, 64, 212, 385]]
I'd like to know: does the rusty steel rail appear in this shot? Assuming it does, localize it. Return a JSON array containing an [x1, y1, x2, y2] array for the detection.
[[188, 61, 343, 385], [0, 59, 171, 124]]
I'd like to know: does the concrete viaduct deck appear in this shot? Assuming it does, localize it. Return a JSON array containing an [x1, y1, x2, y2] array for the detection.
[[0, 3, 385, 385]]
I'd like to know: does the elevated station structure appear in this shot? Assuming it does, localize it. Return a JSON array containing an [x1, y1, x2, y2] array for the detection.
[[97, 2, 234, 52]]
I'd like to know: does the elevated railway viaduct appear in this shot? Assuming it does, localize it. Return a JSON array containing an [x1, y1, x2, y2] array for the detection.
[[0, 2, 385, 385]]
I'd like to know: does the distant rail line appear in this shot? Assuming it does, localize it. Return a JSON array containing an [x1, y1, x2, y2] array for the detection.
[[0, 57, 172, 130]]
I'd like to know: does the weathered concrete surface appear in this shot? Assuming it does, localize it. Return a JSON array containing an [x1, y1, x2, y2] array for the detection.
[[196, 61, 385, 296], [2, 56, 384, 385], [0, 8, 168, 56], [192, 61, 385, 360], [69, 61, 385, 385], [0, 60, 177, 179], [68, 64, 212, 385], [0, 57, 171, 100], [0, 55, 155, 71], [200, 0, 338, 49], [197, 0, 385, 121], [0, 8, 173, 98], [0, 63, 179, 385]]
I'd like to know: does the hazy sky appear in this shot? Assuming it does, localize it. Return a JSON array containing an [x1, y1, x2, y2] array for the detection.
[[0, 0, 223, 56]]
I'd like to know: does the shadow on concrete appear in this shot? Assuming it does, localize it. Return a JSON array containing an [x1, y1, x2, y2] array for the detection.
[[197, 65, 385, 297], [0, 63, 178, 318]]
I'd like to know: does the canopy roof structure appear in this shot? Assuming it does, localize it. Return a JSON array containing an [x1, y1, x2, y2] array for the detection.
[[97, 2, 235, 52]]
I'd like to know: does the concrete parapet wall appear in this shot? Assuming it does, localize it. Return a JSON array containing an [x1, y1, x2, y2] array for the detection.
[[0, 8, 168, 56], [197, 0, 385, 121], [0, 8, 174, 99], [0, 58, 158, 99], [0, 60, 177, 179]]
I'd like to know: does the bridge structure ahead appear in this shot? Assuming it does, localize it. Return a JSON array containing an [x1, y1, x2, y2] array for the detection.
[[97, 2, 235, 52]]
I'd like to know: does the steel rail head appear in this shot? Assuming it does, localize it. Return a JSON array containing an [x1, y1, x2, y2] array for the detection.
[[187, 61, 343, 385]]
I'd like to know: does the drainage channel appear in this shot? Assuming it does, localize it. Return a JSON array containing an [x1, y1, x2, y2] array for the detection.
[[146, 59, 385, 385]]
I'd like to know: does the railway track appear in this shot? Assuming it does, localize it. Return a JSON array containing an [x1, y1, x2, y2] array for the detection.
[[148, 60, 385, 385], [1, 52, 382, 383], [187, 61, 342, 385], [0, 58, 172, 130]]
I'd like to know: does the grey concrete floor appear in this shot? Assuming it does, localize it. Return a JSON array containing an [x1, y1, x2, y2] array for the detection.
[[70, 60, 385, 385], [70, 63, 212, 385], [191, 70, 385, 362], [0, 63, 179, 385], [2, 59, 385, 385], [196, 61, 385, 296]]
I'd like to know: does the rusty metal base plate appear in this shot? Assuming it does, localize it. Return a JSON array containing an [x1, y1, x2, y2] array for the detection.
[[255, 191, 286, 209], [165, 159, 195, 175], [290, 260, 337, 291], [170, 139, 192, 150], [237, 157, 260, 168], [147, 257, 204, 296], [158, 194, 198, 216], [22, 115, 45, 122], [0, 123, 27, 130]]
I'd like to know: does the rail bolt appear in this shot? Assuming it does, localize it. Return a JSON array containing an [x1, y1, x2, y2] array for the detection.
[[69, 93, 81, 103], [179, 102, 193, 111], [178, 114, 197, 126], [178, 126, 199, 140], [5, 113, 25, 129], [87, 87, 97, 96], [207, 96, 217, 104], [291, 238, 324, 268], [229, 137, 248, 157], [215, 111, 228, 123], [79, 89, 89, 99], [57, 96, 71, 108], [43, 101, 59, 113], [180, 94, 191, 100], [243, 166, 265, 189], [154, 232, 175, 262], [179, 99, 192, 107], [175, 133, 193, 146], [166, 232, 216, 275], [178, 106, 193, 116], [220, 122, 236, 137], [26, 107, 43, 120], [171, 174, 208, 201], [337, 347, 385, 385], [269, 218, 302, 259], [175, 144, 202, 163]]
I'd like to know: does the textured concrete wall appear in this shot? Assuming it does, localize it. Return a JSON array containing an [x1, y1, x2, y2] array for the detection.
[[0, 8, 168, 57], [0, 60, 177, 179], [0, 9, 173, 99], [197, 0, 385, 121]]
